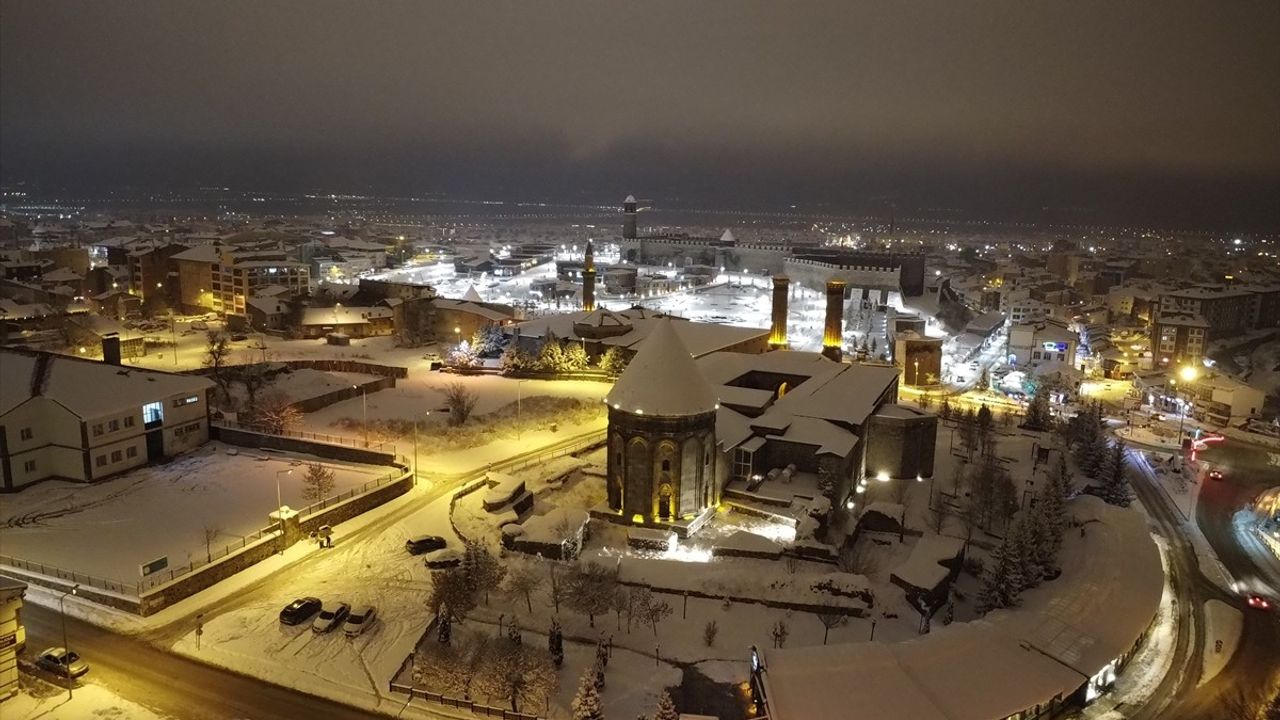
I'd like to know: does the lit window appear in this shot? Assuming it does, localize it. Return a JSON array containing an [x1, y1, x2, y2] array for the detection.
[[173, 395, 200, 408], [142, 401, 164, 425]]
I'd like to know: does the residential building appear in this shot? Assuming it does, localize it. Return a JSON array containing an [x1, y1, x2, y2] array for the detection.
[[1007, 320, 1078, 368], [0, 348, 214, 491], [1150, 311, 1209, 367], [0, 578, 24, 701]]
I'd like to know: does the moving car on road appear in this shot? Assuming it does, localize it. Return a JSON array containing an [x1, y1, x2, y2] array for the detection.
[[1207, 469, 1225, 481], [312, 601, 351, 633], [1246, 595, 1272, 611], [343, 606, 377, 637], [279, 597, 322, 626], [35, 647, 89, 678]]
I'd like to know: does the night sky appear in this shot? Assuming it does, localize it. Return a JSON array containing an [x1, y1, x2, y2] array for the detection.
[[3, 1, 1278, 228]]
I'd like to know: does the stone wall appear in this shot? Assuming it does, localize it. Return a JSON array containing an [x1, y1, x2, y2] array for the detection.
[[865, 409, 937, 480], [211, 424, 396, 465]]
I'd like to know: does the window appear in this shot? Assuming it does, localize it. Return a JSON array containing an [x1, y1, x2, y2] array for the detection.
[[173, 395, 199, 408], [142, 401, 164, 425], [661, 459, 670, 472], [96, 455, 107, 467], [111, 450, 122, 462], [126, 446, 137, 458], [23, 460, 36, 472], [93, 424, 104, 436], [20, 427, 33, 440], [124, 416, 135, 428], [109, 419, 120, 432], [732, 447, 754, 481]]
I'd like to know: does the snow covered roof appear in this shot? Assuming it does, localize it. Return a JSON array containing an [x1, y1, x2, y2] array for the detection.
[[761, 498, 1162, 720], [0, 349, 214, 419], [300, 306, 393, 326], [463, 284, 483, 302], [606, 318, 718, 417], [512, 308, 767, 358], [624, 195, 637, 204], [891, 534, 964, 591], [171, 244, 221, 263], [720, 229, 736, 244]]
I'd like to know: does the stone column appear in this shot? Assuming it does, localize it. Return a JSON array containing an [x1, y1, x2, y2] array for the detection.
[[823, 279, 846, 361], [769, 275, 790, 349]]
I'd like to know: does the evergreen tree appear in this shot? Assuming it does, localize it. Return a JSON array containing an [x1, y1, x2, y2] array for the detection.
[[1099, 441, 1133, 507], [571, 668, 605, 720], [548, 619, 565, 667], [977, 533, 1024, 614], [501, 344, 535, 373], [598, 346, 630, 377], [977, 404, 993, 433], [1024, 383, 1052, 430], [564, 342, 590, 371], [437, 611, 452, 644], [536, 333, 568, 372], [1013, 515, 1045, 589], [653, 690, 680, 720]]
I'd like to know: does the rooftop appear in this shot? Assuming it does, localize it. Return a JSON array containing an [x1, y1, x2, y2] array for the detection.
[[0, 349, 215, 419], [606, 318, 718, 417]]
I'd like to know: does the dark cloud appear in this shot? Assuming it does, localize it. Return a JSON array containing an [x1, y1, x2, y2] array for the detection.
[[3, 1, 1278, 227]]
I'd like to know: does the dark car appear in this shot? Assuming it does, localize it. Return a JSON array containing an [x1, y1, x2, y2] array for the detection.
[[279, 596, 322, 625], [1207, 469, 1225, 481], [35, 647, 89, 678], [404, 534, 447, 555], [1247, 595, 1272, 611]]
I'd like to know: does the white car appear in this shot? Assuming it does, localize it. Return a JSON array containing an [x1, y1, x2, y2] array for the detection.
[[312, 601, 350, 633], [343, 606, 377, 637]]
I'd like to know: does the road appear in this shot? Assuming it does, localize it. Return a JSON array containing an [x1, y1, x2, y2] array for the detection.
[[1170, 440, 1280, 718], [21, 603, 389, 720]]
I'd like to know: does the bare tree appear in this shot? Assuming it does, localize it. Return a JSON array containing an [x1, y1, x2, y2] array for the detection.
[[246, 391, 302, 435], [816, 611, 843, 645], [202, 331, 233, 399], [443, 381, 479, 426], [505, 563, 540, 614], [634, 587, 673, 636], [474, 643, 558, 714], [202, 525, 221, 563], [565, 561, 617, 627], [301, 462, 336, 503], [236, 362, 272, 413]]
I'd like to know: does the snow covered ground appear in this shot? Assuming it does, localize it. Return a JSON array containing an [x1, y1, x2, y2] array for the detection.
[[1200, 599, 1243, 686], [5, 677, 170, 720], [0, 442, 392, 583]]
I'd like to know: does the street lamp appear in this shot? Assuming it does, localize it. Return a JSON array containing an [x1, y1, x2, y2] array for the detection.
[[516, 379, 530, 439], [1174, 366, 1199, 448], [352, 385, 368, 446], [58, 584, 80, 699], [275, 468, 292, 554]]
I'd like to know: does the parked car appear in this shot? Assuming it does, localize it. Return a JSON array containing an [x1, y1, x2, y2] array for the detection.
[[35, 647, 89, 678], [191, 320, 209, 331], [279, 597, 322, 626], [343, 606, 377, 637], [424, 548, 463, 570], [229, 333, 249, 342], [312, 601, 351, 633], [404, 534, 447, 555]]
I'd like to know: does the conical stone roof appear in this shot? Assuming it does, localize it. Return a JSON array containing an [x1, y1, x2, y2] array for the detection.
[[605, 318, 717, 417]]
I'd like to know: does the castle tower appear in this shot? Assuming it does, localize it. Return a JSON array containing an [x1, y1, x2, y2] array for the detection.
[[582, 239, 597, 312], [605, 319, 718, 527], [623, 195, 638, 240], [769, 275, 790, 349], [822, 279, 846, 362]]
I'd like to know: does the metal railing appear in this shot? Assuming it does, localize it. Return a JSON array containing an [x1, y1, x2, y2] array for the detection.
[[214, 420, 393, 452], [294, 468, 408, 518], [138, 524, 281, 591], [0, 555, 139, 596], [388, 682, 542, 720]]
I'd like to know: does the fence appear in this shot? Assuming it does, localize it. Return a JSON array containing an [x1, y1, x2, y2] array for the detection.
[[295, 467, 405, 519], [0, 555, 139, 596], [386, 683, 541, 720], [214, 420, 393, 453], [137, 524, 281, 591]]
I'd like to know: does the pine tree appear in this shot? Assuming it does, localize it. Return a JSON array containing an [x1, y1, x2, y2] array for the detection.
[[1099, 441, 1133, 507], [977, 534, 1024, 614], [1014, 515, 1045, 589], [437, 611, 452, 645], [548, 619, 565, 667], [653, 690, 679, 720], [571, 668, 605, 720]]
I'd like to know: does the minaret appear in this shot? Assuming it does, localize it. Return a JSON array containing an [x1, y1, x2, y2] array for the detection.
[[623, 195, 638, 240], [769, 275, 790, 349], [582, 239, 597, 312], [822, 279, 846, 362]]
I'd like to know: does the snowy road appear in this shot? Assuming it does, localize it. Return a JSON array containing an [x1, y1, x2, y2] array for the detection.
[[21, 602, 387, 720]]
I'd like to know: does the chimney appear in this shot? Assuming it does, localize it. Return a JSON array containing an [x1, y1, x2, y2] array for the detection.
[[822, 279, 846, 362], [102, 333, 122, 366], [623, 195, 638, 240], [582, 240, 597, 312], [769, 275, 789, 348]]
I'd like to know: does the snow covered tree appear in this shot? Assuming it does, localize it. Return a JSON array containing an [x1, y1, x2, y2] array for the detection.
[[958, 408, 979, 461], [770, 619, 790, 648], [470, 324, 508, 358], [301, 462, 336, 503], [437, 611, 452, 645], [430, 567, 477, 620], [598, 346, 629, 377], [1024, 384, 1053, 430], [536, 333, 568, 372], [1098, 441, 1133, 507], [245, 391, 302, 435], [653, 690, 679, 720], [977, 533, 1024, 614], [475, 644, 558, 714], [501, 344, 535, 373], [507, 617, 522, 645], [571, 667, 604, 720], [564, 341, 590, 371], [565, 561, 618, 627], [447, 340, 479, 368], [635, 588, 673, 636], [462, 540, 506, 604], [976, 404, 993, 434], [548, 618, 565, 667], [506, 563, 540, 613], [1012, 516, 1044, 589], [202, 331, 234, 399]]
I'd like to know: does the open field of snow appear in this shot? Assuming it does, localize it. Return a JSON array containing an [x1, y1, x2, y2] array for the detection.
[[6, 676, 171, 720], [0, 442, 393, 583]]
